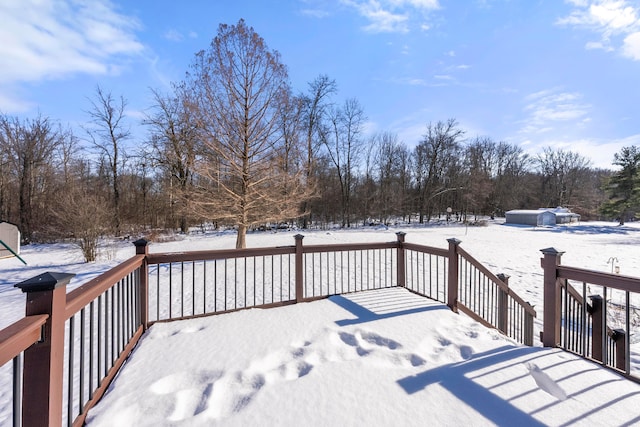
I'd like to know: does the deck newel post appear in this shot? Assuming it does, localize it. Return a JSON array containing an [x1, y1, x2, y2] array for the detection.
[[134, 239, 150, 330], [496, 273, 510, 334], [589, 295, 604, 363], [15, 272, 75, 427], [611, 329, 626, 371], [294, 234, 304, 303], [524, 308, 535, 346], [540, 247, 564, 347], [447, 238, 461, 313], [396, 232, 406, 287]]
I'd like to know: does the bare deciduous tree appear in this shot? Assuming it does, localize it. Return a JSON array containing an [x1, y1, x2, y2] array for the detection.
[[184, 19, 310, 248], [373, 132, 407, 224], [0, 114, 66, 242], [145, 87, 198, 232], [84, 85, 131, 236], [321, 98, 366, 227], [413, 119, 465, 223], [300, 74, 337, 227], [54, 189, 111, 262], [535, 147, 592, 208]]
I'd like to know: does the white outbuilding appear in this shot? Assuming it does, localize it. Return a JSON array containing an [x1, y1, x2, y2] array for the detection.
[[505, 207, 580, 226], [505, 209, 556, 226], [543, 207, 581, 224], [0, 221, 20, 258]]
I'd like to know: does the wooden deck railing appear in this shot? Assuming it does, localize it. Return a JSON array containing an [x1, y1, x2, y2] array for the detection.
[[1, 233, 537, 426], [0, 242, 148, 427], [541, 248, 640, 382]]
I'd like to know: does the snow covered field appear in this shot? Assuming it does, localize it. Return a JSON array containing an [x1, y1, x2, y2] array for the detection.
[[2, 220, 640, 425]]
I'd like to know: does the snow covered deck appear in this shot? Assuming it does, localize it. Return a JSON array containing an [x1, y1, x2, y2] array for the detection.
[[86, 287, 640, 426]]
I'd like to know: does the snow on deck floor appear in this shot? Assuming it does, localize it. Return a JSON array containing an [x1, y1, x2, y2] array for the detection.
[[86, 287, 640, 427]]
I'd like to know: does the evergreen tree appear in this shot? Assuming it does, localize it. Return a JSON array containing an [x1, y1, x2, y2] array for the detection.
[[601, 146, 640, 224]]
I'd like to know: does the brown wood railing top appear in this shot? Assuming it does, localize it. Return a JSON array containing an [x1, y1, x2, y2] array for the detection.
[[301, 241, 399, 254], [403, 242, 449, 257], [0, 314, 48, 366], [458, 245, 536, 316], [146, 246, 296, 265], [65, 255, 145, 319], [557, 265, 640, 293]]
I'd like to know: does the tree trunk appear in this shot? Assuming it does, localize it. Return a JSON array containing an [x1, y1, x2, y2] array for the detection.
[[236, 223, 247, 249]]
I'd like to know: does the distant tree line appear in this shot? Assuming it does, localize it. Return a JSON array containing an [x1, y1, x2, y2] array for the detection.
[[0, 20, 637, 258]]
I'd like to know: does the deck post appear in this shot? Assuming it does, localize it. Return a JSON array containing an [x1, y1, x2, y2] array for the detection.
[[396, 232, 406, 287], [540, 247, 564, 347], [497, 273, 510, 334], [610, 329, 627, 371], [134, 239, 150, 330], [589, 295, 604, 363], [294, 234, 304, 302], [15, 272, 75, 427], [524, 307, 535, 346], [447, 238, 461, 312]]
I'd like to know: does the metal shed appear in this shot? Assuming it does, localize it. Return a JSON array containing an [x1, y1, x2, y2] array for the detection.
[[505, 209, 556, 226], [539, 207, 581, 224]]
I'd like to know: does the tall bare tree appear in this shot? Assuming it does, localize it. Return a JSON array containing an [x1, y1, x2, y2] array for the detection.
[[535, 147, 592, 208], [300, 74, 337, 227], [373, 132, 407, 224], [413, 119, 465, 223], [84, 86, 131, 236], [492, 141, 531, 213], [184, 19, 310, 248], [145, 87, 198, 232], [0, 114, 66, 242], [321, 98, 366, 227]]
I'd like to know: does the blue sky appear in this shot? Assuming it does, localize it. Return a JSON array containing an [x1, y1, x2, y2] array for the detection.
[[1, 0, 640, 169]]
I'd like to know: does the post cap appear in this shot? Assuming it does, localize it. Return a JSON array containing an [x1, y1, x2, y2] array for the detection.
[[15, 272, 75, 293], [133, 238, 149, 247], [447, 238, 462, 245], [540, 247, 565, 256], [294, 234, 305, 240]]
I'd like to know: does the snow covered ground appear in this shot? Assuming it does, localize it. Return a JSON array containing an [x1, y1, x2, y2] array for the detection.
[[2, 220, 640, 426]]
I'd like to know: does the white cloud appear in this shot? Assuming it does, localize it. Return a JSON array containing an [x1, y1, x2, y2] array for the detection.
[[393, 77, 428, 85], [0, 91, 33, 113], [585, 40, 614, 50], [520, 89, 591, 134], [124, 109, 147, 121], [164, 29, 184, 42], [384, 0, 440, 9], [341, 0, 439, 33], [523, 135, 639, 169], [0, 0, 144, 83], [361, 6, 409, 33], [567, 0, 590, 6], [622, 31, 640, 58], [557, 0, 640, 59], [558, 0, 638, 31], [300, 8, 331, 18]]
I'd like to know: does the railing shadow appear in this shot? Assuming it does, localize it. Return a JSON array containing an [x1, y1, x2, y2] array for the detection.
[[397, 344, 640, 426], [330, 288, 448, 326], [398, 345, 548, 426]]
